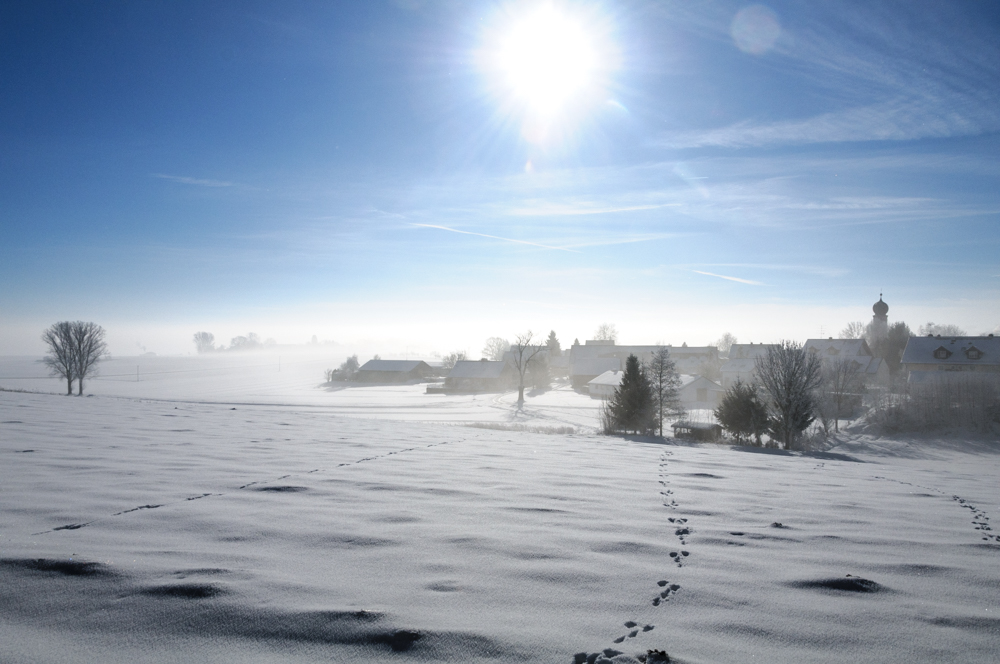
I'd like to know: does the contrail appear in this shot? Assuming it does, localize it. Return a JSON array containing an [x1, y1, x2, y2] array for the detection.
[[692, 270, 762, 285], [412, 223, 578, 253]]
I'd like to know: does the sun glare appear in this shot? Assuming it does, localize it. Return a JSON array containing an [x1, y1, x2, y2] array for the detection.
[[497, 5, 598, 116], [480, 1, 617, 145]]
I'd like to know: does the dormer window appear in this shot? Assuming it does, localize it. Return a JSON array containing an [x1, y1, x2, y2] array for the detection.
[[826, 348, 839, 356], [933, 346, 952, 360], [966, 346, 983, 360]]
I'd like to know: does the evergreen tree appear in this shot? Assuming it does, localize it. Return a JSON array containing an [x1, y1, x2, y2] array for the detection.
[[714, 379, 769, 445], [608, 354, 656, 435], [870, 321, 912, 376], [528, 355, 551, 390], [545, 330, 561, 356], [646, 347, 683, 437]]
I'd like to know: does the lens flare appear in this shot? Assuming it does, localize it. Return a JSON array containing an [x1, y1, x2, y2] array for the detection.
[[731, 5, 781, 55]]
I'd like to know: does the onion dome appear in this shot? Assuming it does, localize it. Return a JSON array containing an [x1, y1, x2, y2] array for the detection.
[[873, 295, 888, 317]]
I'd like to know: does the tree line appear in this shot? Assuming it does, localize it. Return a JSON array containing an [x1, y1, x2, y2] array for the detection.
[[193, 331, 277, 352]]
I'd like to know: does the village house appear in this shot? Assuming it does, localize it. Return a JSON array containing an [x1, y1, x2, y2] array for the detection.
[[678, 374, 724, 409], [803, 338, 889, 384], [356, 360, 434, 383], [719, 343, 777, 389], [901, 335, 1000, 383], [569, 340, 719, 388], [571, 357, 623, 389], [586, 370, 622, 398]]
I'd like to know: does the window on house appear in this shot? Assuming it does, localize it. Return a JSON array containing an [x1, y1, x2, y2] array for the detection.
[[966, 347, 982, 360], [696, 388, 707, 401], [933, 347, 952, 360]]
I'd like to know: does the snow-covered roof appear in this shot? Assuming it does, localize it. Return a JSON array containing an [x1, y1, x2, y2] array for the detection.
[[447, 360, 510, 379], [678, 374, 723, 390], [587, 370, 623, 387], [901, 336, 1000, 366], [864, 357, 885, 374], [357, 360, 430, 373]]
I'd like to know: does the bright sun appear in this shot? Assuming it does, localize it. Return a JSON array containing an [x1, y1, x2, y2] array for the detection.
[[494, 5, 600, 117]]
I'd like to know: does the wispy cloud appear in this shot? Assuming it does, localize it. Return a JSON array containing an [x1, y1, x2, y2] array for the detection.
[[562, 233, 688, 249], [698, 263, 848, 278], [153, 174, 235, 187], [411, 223, 578, 253], [659, 97, 998, 149], [507, 202, 680, 217], [691, 270, 763, 286], [653, 1, 999, 150]]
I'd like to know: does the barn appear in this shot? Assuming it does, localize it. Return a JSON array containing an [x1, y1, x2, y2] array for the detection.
[[355, 360, 433, 383]]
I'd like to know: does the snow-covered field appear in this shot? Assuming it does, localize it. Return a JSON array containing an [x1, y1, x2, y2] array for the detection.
[[2, 356, 999, 663]]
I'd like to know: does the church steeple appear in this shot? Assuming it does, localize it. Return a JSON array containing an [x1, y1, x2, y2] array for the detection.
[[871, 293, 889, 340]]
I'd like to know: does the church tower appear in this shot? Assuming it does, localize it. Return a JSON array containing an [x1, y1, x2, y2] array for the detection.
[[871, 294, 889, 341]]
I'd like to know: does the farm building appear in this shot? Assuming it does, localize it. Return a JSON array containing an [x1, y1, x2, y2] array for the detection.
[[444, 360, 517, 393], [356, 360, 433, 383]]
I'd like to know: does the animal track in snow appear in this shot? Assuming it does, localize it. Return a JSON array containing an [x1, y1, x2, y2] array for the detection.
[[873, 475, 1000, 544], [36, 434, 459, 536], [954, 496, 999, 543]]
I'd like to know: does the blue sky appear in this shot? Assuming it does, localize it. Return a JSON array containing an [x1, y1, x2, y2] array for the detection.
[[2, 0, 998, 356]]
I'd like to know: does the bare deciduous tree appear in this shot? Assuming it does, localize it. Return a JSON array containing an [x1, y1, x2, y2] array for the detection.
[[918, 322, 966, 337], [325, 354, 360, 382], [755, 340, 822, 449], [817, 358, 866, 433], [193, 331, 215, 353], [482, 336, 510, 361], [442, 350, 467, 369], [42, 322, 76, 395], [510, 331, 546, 404], [646, 347, 683, 437], [70, 321, 108, 395], [593, 323, 618, 342], [839, 321, 867, 340], [714, 332, 737, 355], [229, 333, 262, 351]]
